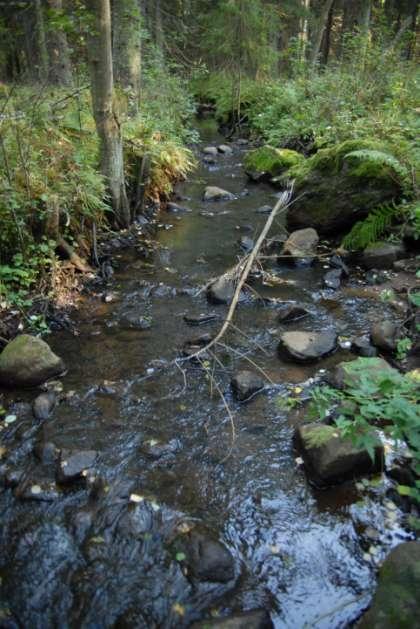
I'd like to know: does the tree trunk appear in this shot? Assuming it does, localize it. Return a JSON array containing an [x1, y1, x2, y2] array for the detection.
[[45, 0, 73, 86], [309, 0, 335, 67], [112, 0, 142, 110], [320, 0, 334, 65], [87, 0, 131, 228], [35, 0, 49, 82]]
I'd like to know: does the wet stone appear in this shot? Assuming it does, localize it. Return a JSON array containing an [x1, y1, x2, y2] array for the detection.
[[324, 268, 343, 289], [231, 370, 264, 402], [191, 610, 274, 629], [239, 236, 254, 251], [184, 313, 218, 326], [203, 146, 218, 156], [140, 438, 181, 460], [0, 334, 65, 388], [16, 479, 61, 502], [351, 336, 378, 357], [32, 391, 57, 421], [255, 205, 272, 214], [330, 254, 350, 276], [203, 155, 217, 165], [33, 439, 61, 464], [120, 312, 153, 330], [166, 202, 191, 213], [295, 424, 384, 485], [328, 357, 396, 390], [361, 242, 405, 270], [277, 303, 311, 323], [175, 530, 235, 583], [203, 186, 235, 202], [371, 320, 400, 353], [218, 144, 233, 154], [282, 228, 319, 263], [57, 449, 97, 483], [278, 330, 337, 362], [207, 276, 235, 305]]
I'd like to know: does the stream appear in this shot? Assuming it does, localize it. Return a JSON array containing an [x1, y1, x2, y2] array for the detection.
[[0, 119, 414, 628]]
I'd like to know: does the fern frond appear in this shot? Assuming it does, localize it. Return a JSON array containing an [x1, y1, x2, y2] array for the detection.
[[344, 149, 408, 181], [342, 203, 400, 250]]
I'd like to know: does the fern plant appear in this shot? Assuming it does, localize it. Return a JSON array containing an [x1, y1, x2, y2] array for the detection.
[[342, 203, 400, 250], [344, 149, 409, 182]]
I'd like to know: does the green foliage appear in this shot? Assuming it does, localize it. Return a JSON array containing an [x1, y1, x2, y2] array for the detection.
[[303, 425, 337, 448], [244, 145, 304, 176], [396, 338, 413, 362], [342, 204, 400, 250], [344, 149, 408, 183], [309, 358, 420, 502]]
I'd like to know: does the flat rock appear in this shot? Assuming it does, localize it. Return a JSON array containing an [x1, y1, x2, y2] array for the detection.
[[174, 530, 235, 583], [203, 186, 235, 202], [362, 242, 405, 270], [255, 205, 272, 214], [278, 303, 311, 323], [231, 370, 264, 402], [0, 335, 65, 387], [295, 424, 384, 485], [358, 542, 420, 629], [203, 146, 218, 156], [120, 312, 153, 330], [218, 144, 233, 154], [140, 438, 181, 460], [371, 320, 400, 352], [328, 357, 396, 390], [184, 313, 217, 326], [282, 228, 319, 261], [278, 330, 337, 362], [207, 277, 235, 305], [191, 610, 273, 629], [57, 449, 97, 483]]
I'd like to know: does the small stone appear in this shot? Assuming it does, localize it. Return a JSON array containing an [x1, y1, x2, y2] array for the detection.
[[231, 370, 264, 402], [57, 449, 97, 484], [278, 330, 337, 363], [239, 236, 254, 251], [203, 147, 218, 156], [282, 228, 319, 262], [32, 391, 57, 421], [324, 269, 343, 289], [351, 336, 378, 357], [277, 303, 311, 323], [371, 320, 400, 353], [362, 242, 405, 270], [184, 313, 218, 326], [255, 205, 272, 214], [218, 144, 233, 154], [207, 277, 235, 305], [203, 186, 235, 202]]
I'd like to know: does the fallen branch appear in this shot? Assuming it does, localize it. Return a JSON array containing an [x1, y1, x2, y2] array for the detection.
[[182, 184, 294, 364]]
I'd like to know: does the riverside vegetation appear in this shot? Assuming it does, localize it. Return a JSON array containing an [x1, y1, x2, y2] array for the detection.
[[0, 1, 419, 628]]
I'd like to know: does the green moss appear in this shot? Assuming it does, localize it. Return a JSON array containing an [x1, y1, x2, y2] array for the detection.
[[303, 425, 336, 448], [244, 145, 304, 177], [288, 139, 402, 184]]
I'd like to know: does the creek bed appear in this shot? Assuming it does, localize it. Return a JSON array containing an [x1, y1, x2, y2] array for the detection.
[[0, 119, 414, 628]]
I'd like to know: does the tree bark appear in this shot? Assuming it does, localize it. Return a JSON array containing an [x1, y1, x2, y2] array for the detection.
[[112, 0, 142, 110], [35, 0, 49, 82], [87, 0, 131, 228], [309, 0, 335, 67], [45, 0, 73, 86]]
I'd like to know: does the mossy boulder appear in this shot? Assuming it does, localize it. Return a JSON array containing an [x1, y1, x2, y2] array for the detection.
[[0, 335, 65, 387], [244, 145, 304, 182], [358, 542, 420, 629], [286, 140, 404, 235]]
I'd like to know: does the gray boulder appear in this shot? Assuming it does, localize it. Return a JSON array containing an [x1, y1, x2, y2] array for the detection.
[[358, 542, 420, 629], [282, 228, 319, 262], [174, 530, 235, 583], [231, 370, 264, 402], [203, 186, 235, 202], [207, 277, 235, 305], [295, 424, 384, 485], [278, 330, 337, 362], [361, 242, 405, 270], [192, 610, 273, 629], [57, 449, 97, 483], [371, 320, 401, 353], [0, 335, 65, 387]]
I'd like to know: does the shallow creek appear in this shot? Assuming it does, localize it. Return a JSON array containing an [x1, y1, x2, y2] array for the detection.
[[0, 119, 414, 628]]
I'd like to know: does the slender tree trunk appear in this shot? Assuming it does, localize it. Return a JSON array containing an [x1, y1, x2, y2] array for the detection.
[[320, 1, 334, 65], [45, 0, 73, 86], [87, 0, 131, 228], [309, 0, 335, 67], [35, 0, 49, 82], [112, 0, 142, 110], [155, 0, 164, 50]]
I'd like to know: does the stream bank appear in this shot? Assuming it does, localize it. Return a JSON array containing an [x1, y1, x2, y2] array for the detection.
[[0, 118, 418, 628]]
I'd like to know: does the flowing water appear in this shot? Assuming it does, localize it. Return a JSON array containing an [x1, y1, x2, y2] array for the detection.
[[0, 119, 413, 628]]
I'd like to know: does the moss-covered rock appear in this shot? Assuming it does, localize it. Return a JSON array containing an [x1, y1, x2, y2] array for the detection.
[[244, 145, 304, 182], [0, 334, 65, 387], [286, 140, 404, 235], [358, 542, 420, 629]]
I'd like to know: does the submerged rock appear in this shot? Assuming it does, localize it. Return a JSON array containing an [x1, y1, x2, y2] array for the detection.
[[277, 303, 311, 323], [371, 320, 400, 353], [192, 609, 273, 629], [207, 276, 235, 305], [32, 391, 57, 421], [56, 449, 97, 483], [358, 542, 420, 629], [286, 140, 403, 235], [295, 424, 384, 485], [244, 145, 304, 182], [184, 313, 218, 326], [239, 236, 254, 251], [0, 335, 65, 387], [324, 268, 343, 289], [231, 370, 264, 402], [120, 312, 153, 330], [174, 530, 235, 583], [140, 438, 181, 460], [282, 228, 319, 262], [203, 186, 235, 202], [351, 336, 378, 357], [361, 242, 405, 270], [278, 330, 337, 362], [255, 204, 272, 214]]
